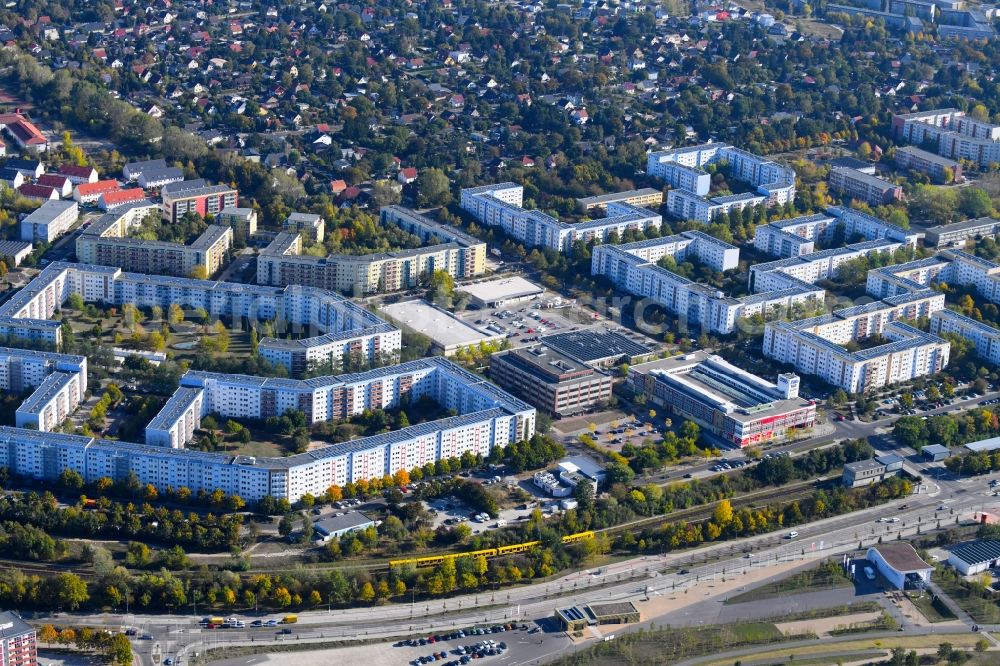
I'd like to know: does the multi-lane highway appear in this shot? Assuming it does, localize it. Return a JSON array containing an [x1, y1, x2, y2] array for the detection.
[[47, 454, 1000, 666]]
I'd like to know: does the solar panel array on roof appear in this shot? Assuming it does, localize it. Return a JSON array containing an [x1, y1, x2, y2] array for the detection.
[[539, 330, 651, 363], [558, 606, 586, 622], [951, 540, 1000, 566]]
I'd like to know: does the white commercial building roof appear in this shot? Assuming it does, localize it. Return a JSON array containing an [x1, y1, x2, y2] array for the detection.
[[459, 276, 544, 306], [380, 299, 504, 353]]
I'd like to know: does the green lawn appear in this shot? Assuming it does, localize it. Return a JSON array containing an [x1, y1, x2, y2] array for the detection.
[[742, 651, 886, 666], [546, 621, 804, 666], [908, 592, 958, 623], [725, 561, 852, 605], [697, 634, 983, 666], [226, 438, 288, 458], [934, 568, 1000, 624]]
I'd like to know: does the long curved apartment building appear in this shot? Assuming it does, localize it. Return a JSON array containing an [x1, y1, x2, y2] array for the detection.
[[0, 262, 533, 502], [0, 357, 535, 503]]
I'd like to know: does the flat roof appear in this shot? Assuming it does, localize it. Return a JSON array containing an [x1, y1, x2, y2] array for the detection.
[[499, 345, 599, 384], [380, 299, 503, 349], [830, 166, 900, 190], [557, 606, 587, 622], [560, 455, 605, 479], [871, 543, 933, 572], [147, 386, 202, 432], [922, 444, 950, 455], [586, 601, 639, 618], [896, 145, 960, 167], [286, 211, 323, 225], [927, 217, 1000, 236], [540, 329, 652, 364], [219, 206, 255, 217], [950, 540, 1000, 566], [314, 511, 373, 535], [631, 351, 813, 423], [877, 453, 905, 466], [845, 458, 885, 473], [0, 612, 33, 639], [17, 371, 76, 414], [458, 276, 543, 303], [22, 199, 76, 223], [0, 240, 31, 257], [577, 188, 662, 206], [967, 436, 1000, 453]]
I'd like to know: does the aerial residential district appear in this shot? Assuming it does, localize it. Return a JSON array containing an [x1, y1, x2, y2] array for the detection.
[[2, 3, 1000, 666]]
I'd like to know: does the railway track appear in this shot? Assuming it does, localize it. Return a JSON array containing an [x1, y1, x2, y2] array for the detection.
[[598, 477, 824, 538], [0, 478, 825, 579]]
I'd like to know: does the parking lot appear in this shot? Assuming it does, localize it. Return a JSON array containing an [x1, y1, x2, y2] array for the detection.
[[394, 623, 527, 666], [424, 493, 542, 535], [457, 303, 579, 346], [452, 290, 632, 350]]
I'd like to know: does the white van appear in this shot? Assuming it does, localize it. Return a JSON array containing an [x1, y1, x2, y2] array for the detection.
[[495, 519, 507, 528]]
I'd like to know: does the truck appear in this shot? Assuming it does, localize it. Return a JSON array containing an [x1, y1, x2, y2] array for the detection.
[[282, 615, 298, 624]]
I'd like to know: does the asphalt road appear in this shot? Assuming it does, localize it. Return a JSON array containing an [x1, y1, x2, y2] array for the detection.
[[38, 390, 1000, 666], [49, 457, 1000, 666], [631, 387, 1000, 485]]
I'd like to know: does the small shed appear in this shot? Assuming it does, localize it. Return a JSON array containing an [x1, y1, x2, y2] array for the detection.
[[922, 444, 951, 462], [313, 512, 374, 542]]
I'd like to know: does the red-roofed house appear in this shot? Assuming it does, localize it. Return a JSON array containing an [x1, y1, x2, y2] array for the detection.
[[36, 173, 72, 198], [330, 179, 347, 195], [18, 183, 59, 201], [397, 167, 418, 184], [339, 186, 361, 204], [0, 113, 48, 152], [74, 179, 121, 204], [58, 164, 98, 185], [98, 187, 146, 211]]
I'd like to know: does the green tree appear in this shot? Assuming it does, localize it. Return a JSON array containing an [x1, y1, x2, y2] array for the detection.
[[278, 513, 295, 538], [58, 468, 84, 491], [893, 416, 928, 449], [958, 187, 994, 219], [428, 269, 455, 307], [66, 292, 85, 310], [51, 572, 89, 610], [417, 168, 451, 207], [573, 480, 595, 509]]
